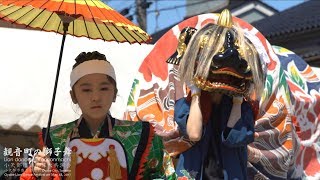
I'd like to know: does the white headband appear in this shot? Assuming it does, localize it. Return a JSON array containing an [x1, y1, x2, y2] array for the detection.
[[70, 60, 116, 87]]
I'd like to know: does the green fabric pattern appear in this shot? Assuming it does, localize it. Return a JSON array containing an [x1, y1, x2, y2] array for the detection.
[[111, 120, 166, 178], [127, 79, 139, 106], [143, 134, 165, 179], [47, 119, 168, 178], [49, 121, 75, 158], [111, 120, 143, 172]]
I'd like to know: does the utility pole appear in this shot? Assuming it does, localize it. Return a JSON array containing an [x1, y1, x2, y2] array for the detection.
[[136, 0, 147, 31]]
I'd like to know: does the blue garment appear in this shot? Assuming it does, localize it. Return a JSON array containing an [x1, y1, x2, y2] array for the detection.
[[174, 95, 254, 180]]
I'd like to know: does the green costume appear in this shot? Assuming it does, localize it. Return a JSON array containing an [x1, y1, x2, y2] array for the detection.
[[21, 114, 176, 179]]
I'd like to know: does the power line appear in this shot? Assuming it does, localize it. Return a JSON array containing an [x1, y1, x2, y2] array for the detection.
[[107, 0, 210, 14], [147, 0, 210, 13]]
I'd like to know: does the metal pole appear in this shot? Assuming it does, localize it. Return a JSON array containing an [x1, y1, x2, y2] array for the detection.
[[43, 22, 69, 145]]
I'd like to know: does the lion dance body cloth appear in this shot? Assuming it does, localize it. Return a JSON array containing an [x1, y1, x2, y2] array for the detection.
[[125, 12, 320, 179]]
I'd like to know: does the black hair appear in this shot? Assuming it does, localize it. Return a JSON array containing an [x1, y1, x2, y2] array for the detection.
[[73, 51, 108, 69], [72, 51, 118, 96]]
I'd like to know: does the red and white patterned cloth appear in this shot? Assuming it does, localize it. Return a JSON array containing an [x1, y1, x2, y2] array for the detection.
[[125, 13, 320, 179]]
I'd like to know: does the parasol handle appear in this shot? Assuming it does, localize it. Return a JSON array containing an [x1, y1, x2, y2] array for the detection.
[[43, 22, 70, 146]]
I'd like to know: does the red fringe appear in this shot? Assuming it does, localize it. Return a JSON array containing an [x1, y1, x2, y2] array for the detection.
[[136, 125, 155, 179]]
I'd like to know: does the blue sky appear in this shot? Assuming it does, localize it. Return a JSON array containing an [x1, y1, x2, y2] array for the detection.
[[106, 0, 307, 35]]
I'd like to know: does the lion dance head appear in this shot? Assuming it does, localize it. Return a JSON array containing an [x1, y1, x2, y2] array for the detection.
[[167, 9, 265, 100]]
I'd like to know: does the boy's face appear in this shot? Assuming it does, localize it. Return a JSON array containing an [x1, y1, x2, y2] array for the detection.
[[71, 73, 116, 122]]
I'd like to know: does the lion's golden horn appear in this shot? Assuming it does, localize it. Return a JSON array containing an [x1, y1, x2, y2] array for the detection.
[[217, 9, 233, 28]]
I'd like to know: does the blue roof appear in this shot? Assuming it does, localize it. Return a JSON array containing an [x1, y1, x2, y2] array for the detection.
[[253, 0, 320, 39]]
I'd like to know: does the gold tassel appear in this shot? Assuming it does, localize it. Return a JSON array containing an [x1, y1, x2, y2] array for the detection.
[[66, 148, 77, 180], [109, 145, 122, 180]]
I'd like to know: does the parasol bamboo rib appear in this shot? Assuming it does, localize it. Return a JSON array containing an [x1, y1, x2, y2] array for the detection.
[[41, 11, 54, 31], [103, 21, 118, 42], [84, 1, 104, 41], [92, 0, 142, 43]]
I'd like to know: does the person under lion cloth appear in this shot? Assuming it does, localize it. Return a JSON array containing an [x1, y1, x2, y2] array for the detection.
[[169, 10, 260, 180]]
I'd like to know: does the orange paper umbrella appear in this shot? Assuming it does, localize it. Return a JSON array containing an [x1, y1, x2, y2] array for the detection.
[[0, 0, 151, 144], [0, 0, 150, 43]]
